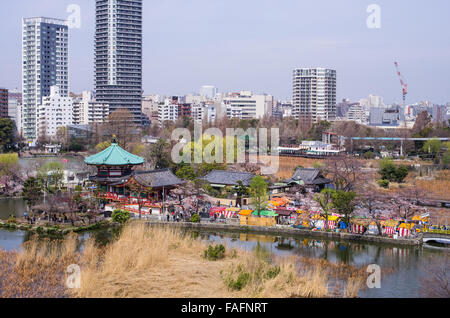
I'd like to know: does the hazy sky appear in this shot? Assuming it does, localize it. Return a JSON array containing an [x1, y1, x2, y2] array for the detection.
[[1, 0, 449, 104]]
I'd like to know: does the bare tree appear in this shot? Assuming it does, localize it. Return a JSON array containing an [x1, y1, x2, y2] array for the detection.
[[127, 180, 152, 219], [102, 108, 139, 150], [357, 186, 389, 236], [324, 155, 364, 192]]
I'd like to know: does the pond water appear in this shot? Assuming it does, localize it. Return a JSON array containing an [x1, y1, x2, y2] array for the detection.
[[0, 226, 447, 298]]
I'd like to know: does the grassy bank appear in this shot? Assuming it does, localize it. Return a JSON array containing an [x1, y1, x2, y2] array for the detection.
[[0, 221, 367, 298]]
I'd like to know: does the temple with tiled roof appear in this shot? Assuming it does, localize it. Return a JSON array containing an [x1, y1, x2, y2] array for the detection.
[[85, 139, 184, 206]]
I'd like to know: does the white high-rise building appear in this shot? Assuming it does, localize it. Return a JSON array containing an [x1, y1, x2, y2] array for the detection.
[[158, 99, 179, 126], [191, 104, 205, 124], [22, 17, 69, 141], [292, 68, 336, 122], [37, 86, 73, 138], [72, 91, 109, 125], [223, 91, 273, 120], [346, 103, 368, 124]]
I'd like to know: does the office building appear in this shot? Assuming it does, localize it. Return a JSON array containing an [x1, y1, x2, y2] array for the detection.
[[158, 99, 179, 126], [292, 68, 336, 122], [95, 0, 143, 123], [73, 91, 110, 125], [369, 106, 405, 128], [346, 103, 368, 124], [37, 86, 73, 138], [223, 91, 273, 120], [22, 17, 69, 141], [7, 90, 22, 134]]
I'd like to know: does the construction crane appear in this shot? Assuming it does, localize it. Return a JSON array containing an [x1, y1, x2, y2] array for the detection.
[[394, 61, 408, 105]]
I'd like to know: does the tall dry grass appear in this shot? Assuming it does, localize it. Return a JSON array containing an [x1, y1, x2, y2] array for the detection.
[[0, 234, 79, 298], [250, 155, 323, 180], [1, 222, 366, 298], [414, 170, 450, 200]]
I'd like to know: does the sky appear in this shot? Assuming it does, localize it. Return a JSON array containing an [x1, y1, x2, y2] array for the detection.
[[1, 0, 449, 105]]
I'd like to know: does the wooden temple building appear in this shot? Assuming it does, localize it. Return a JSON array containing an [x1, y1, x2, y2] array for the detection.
[[84, 141, 184, 206]]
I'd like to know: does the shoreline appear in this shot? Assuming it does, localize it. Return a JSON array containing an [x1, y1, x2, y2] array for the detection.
[[1, 218, 443, 247], [145, 220, 423, 246]]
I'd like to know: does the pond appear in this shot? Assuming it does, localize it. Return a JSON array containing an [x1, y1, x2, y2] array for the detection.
[[0, 226, 447, 298]]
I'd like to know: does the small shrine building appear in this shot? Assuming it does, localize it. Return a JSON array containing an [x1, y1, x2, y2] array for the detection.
[[84, 141, 184, 205]]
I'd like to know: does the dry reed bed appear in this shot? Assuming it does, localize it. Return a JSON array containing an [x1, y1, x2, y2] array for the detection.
[[0, 223, 366, 298], [414, 170, 450, 200]]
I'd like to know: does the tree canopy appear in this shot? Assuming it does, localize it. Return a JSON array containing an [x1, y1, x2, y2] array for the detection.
[[249, 176, 268, 215], [0, 118, 16, 152]]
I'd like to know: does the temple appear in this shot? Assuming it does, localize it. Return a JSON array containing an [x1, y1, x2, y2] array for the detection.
[[85, 141, 184, 206]]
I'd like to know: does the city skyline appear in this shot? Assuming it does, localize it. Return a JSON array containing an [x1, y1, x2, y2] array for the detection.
[[1, 0, 450, 104]]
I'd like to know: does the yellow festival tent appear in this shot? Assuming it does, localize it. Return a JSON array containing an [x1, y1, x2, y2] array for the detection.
[[239, 210, 253, 216], [398, 223, 415, 230]]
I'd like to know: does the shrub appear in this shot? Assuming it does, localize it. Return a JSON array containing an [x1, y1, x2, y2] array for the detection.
[[112, 209, 131, 224], [379, 159, 409, 183], [378, 179, 390, 189], [190, 214, 200, 223], [204, 244, 226, 261], [362, 151, 374, 159], [226, 271, 251, 291], [265, 266, 281, 279], [394, 165, 409, 183], [7, 215, 16, 224]]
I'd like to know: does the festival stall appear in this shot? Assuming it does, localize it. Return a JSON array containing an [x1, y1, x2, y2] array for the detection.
[[350, 218, 370, 234], [327, 215, 340, 230], [310, 214, 325, 229], [209, 206, 238, 218], [240, 210, 278, 227], [239, 210, 253, 216], [367, 222, 379, 235], [380, 220, 399, 235], [397, 223, 414, 237]]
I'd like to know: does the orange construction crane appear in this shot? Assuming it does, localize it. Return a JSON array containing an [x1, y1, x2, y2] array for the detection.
[[394, 61, 408, 105]]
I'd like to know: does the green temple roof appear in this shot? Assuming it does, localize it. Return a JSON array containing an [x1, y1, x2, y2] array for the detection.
[[84, 143, 145, 166]]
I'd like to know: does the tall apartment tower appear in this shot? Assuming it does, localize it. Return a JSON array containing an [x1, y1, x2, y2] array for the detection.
[[22, 17, 69, 141], [292, 68, 336, 123], [95, 0, 143, 124]]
